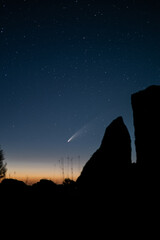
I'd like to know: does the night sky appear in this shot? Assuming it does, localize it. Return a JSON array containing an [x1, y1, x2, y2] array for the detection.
[[0, 0, 160, 183]]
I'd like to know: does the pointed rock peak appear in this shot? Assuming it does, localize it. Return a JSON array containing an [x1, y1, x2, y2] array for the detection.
[[77, 116, 132, 187], [100, 116, 130, 149]]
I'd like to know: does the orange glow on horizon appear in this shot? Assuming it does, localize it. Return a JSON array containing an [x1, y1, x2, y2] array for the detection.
[[4, 157, 84, 185], [6, 162, 80, 185], [5, 174, 79, 185]]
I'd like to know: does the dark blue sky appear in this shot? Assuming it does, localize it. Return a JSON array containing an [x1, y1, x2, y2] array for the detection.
[[0, 0, 160, 182]]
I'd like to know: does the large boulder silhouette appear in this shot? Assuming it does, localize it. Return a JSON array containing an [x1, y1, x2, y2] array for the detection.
[[77, 116, 131, 188], [131, 85, 160, 171]]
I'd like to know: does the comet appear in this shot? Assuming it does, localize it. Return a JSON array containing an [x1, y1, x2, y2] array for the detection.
[[67, 117, 98, 143], [67, 124, 88, 143], [67, 134, 76, 143]]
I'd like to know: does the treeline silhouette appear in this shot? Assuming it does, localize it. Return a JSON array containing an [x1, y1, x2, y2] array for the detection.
[[0, 85, 160, 233]]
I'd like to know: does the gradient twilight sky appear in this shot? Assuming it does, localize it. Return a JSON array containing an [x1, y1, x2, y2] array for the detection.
[[0, 0, 160, 183]]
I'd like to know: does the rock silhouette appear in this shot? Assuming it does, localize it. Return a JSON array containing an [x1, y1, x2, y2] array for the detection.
[[77, 116, 131, 188], [131, 85, 160, 171]]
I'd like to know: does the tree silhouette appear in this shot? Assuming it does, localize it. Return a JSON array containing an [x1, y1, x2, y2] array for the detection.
[[0, 147, 7, 179]]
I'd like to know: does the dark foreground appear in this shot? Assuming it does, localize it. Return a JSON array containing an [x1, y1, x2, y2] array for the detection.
[[0, 165, 160, 238], [0, 170, 159, 225]]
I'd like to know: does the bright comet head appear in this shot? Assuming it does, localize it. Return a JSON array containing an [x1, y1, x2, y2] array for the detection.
[[67, 136, 73, 143]]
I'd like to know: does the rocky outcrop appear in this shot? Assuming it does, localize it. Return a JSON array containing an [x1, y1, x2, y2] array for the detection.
[[77, 116, 131, 187], [131, 85, 160, 170]]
